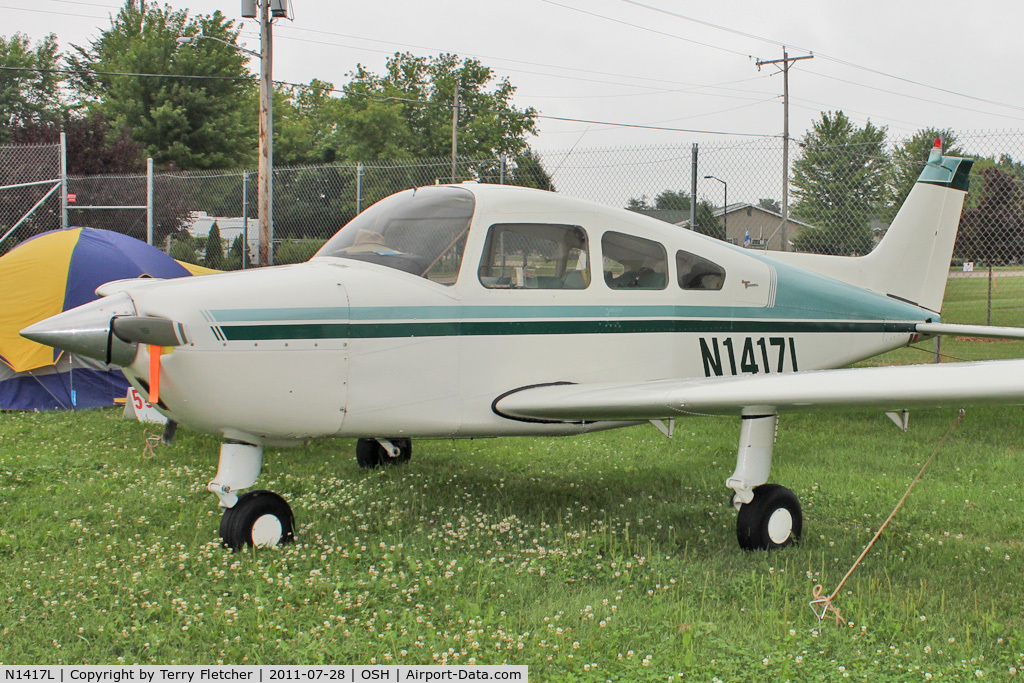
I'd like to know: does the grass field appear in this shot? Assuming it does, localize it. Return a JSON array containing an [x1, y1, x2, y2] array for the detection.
[[3, 278, 1024, 680]]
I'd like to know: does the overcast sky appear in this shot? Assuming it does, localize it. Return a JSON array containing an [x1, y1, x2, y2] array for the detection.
[[7, 0, 1024, 153]]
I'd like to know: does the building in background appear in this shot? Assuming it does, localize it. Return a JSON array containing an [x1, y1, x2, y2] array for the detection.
[[675, 203, 816, 251]]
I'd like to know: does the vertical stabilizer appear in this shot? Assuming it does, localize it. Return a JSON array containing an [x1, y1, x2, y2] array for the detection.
[[861, 140, 973, 312], [769, 140, 973, 314]]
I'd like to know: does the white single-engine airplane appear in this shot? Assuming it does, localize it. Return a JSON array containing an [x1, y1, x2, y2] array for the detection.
[[22, 141, 1024, 551]]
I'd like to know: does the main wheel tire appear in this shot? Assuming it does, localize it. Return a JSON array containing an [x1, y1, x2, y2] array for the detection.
[[356, 438, 412, 469], [219, 490, 295, 551], [736, 483, 802, 551]]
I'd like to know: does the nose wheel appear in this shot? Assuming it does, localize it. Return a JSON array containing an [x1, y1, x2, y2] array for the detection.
[[219, 490, 295, 551], [736, 483, 802, 551]]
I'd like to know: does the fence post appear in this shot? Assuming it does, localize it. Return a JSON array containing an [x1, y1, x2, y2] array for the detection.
[[689, 143, 698, 230], [987, 263, 993, 326], [242, 170, 249, 269], [60, 132, 68, 230], [146, 158, 154, 245], [500, 154, 506, 184], [356, 162, 364, 214]]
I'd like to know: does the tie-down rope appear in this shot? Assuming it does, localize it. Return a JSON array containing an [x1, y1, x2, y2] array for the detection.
[[810, 408, 965, 626]]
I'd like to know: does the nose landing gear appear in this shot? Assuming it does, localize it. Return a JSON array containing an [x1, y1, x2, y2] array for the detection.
[[727, 413, 803, 551], [208, 440, 296, 551]]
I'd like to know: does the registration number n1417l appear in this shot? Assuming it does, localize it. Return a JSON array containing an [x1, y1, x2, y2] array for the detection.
[[699, 336, 798, 376]]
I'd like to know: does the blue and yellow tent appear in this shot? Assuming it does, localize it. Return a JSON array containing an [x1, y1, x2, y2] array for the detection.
[[0, 228, 203, 410]]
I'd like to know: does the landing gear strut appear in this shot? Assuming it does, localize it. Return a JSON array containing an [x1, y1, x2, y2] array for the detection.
[[208, 440, 295, 551], [727, 413, 802, 551]]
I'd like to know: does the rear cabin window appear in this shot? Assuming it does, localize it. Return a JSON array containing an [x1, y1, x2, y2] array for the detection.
[[478, 223, 590, 289], [676, 250, 726, 291], [602, 232, 668, 290]]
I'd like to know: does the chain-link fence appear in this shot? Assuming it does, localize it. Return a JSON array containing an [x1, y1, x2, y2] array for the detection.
[[0, 142, 62, 252], [6, 130, 1024, 323]]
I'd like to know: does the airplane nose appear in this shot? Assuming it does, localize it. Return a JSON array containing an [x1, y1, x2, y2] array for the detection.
[[20, 291, 139, 366]]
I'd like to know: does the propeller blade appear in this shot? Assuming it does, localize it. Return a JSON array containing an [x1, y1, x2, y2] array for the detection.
[[112, 316, 189, 347]]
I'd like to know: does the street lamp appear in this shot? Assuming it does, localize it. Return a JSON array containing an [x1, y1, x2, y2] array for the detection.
[[704, 175, 728, 239], [177, 9, 275, 266]]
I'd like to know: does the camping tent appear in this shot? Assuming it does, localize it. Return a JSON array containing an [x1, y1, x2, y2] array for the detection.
[[0, 228, 203, 410]]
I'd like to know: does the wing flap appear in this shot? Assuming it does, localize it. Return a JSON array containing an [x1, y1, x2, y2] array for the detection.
[[494, 359, 1024, 422]]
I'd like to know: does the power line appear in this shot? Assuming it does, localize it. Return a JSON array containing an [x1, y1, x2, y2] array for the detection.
[[270, 24, 775, 98], [45, 0, 122, 9], [0, 65, 252, 82], [536, 0, 753, 59], [611, 0, 1024, 115], [804, 70, 1024, 123], [302, 79, 777, 137], [0, 3, 105, 20], [1, 63, 775, 137]]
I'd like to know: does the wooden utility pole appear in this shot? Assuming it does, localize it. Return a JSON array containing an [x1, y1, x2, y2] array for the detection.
[[257, 0, 274, 265], [756, 48, 813, 252]]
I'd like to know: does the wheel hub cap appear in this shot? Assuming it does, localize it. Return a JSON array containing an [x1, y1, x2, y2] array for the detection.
[[251, 514, 284, 547], [767, 508, 793, 545]]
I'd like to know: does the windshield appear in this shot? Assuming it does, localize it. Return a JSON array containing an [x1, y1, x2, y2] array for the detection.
[[315, 186, 475, 286]]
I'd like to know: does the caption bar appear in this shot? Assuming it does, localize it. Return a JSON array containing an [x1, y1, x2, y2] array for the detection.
[[0, 667, 528, 683]]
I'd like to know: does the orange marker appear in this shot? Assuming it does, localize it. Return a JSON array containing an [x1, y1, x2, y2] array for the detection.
[[148, 344, 162, 404]]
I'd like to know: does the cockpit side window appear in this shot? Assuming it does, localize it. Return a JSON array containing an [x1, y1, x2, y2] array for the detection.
[[315, 186, 475, 286], [677, 250, 726, 290], [601, 231, 668, 290], [478, 223, 589, 289]]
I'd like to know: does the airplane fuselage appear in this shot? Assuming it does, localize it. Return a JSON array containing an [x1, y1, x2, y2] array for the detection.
[[109, 184, 933, 444]]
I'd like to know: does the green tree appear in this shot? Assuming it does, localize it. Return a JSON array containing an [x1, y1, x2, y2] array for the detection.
[[626, 190, 692, 213], [791, 111, 888, 255], [326, 52, 538, 165], [624, 189, 722, 238], [223, 233, 245, 270], [625, 195, 652, 212], [273, 79, 344, 166], [757, 198, 781, 213], [0, 33, 63, 140], [956, 165, 1024, 265], [476, 147, 555, 190], [885, 128, 964, 222], [203, 221, 224, 269], [12, 112, 143, 174], [652, 189, 691, 211], [168, 231, 199, 264], [68, 1, 255, 169]]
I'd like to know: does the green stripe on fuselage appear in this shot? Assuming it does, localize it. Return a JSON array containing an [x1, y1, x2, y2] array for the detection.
[[218, 317, 920, 341]]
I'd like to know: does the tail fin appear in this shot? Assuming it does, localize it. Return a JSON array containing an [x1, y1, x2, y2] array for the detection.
[[861, 141, 973, 312], [771, 140, 973, 313]]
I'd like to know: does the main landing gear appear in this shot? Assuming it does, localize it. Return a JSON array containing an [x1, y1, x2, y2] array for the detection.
[[208, 441, 295, 551], [356, 438, 412, 469], [727, 413, 803, 551]]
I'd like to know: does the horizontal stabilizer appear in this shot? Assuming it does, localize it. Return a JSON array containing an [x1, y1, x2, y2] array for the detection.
[[494, 359, 1024, 422], [916, 322, 1024, 340]]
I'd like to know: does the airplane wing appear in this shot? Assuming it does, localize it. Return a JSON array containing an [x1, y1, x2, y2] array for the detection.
[[493, 359, 1024, 422]]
